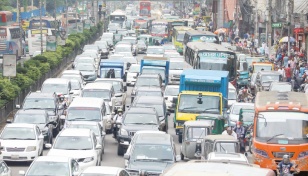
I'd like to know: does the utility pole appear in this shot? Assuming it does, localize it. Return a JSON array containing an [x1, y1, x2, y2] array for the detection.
[[18, 0, 23, 56], [254, 0, 258, 45], [287, 0, 293, 57], [268, 0, 272, 58], [54, 0, 57, 20], [40, 0, 43, 54], [66, 0, 68, 31]]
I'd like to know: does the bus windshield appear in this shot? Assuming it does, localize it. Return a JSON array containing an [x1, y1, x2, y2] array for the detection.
[[152, 25, 167, 34], [178, 94, 220, 114], [257, 112, 308, 142], [191, 35, 217, 43], [176, 33, 185, 42], [110, 15, 125, 22], [198, 52, 232, 71]]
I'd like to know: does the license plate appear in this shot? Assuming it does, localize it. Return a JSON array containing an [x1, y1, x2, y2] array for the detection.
[[11, 155, 19, 159]]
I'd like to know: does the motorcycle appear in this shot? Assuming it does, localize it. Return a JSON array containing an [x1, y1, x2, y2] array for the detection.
[[244, 125, 253, 156], [276, 165, 300, 176]]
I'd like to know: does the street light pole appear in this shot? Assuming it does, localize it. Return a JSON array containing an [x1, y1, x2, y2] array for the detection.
[[40, 0, 43, 55], [18, 0, 23, 56]]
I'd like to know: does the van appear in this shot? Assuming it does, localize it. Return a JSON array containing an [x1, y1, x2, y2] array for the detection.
[[63, 97, 107, 132]]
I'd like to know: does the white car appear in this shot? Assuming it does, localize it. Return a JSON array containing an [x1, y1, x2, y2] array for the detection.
[[80, 166, 130, 176], [124, 131, 166, 168], [0, 124, 44, 162], [146, 46, 164, 57], [164, 85, 179, 111], [228, 103, 254, 126], [228, 83, 237, 108], [0, 160, 11, 176], [126, 64, 140, 86], [46, 128, 102, 171], [69, 79, 83, 98], [20, 156, 80, 176], [207, 152, 250, 166]]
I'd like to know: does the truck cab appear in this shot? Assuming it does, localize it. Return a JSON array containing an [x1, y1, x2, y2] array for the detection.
[[140, 56, 169, 86], [99, 60, 126, 82]]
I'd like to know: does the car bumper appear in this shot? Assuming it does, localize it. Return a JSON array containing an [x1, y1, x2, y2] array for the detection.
[[1, 150, 38, 162], [100, 53, 109, 58]]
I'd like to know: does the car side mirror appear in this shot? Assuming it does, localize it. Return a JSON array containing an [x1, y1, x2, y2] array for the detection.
[[124, 153, 130, 160], [60, 115, 66, 120], [18, 170, 25, 175], [69, 91, 74, 95], [96, 144, 102, 149], [16, 104, 21, 109], [6, 119, 12, 123], [45, 143, 52, 149], [38, 135, 44, 140]]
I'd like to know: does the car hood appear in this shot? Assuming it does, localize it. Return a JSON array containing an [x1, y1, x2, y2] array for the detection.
[[1, 140, 37, 147], [122, 124, 160, 131], [128, 161, 173, 173], [169, 69, 183, 75], [47, 149, 95, 158], [80, 71, 95, 76]]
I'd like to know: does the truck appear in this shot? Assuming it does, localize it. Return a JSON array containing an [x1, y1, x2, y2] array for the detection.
[[99, 60, 126, 81], [173, 69, 229, 143], [140, 56, 169, 86]]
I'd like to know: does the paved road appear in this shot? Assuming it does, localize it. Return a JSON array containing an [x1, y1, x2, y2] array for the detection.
[[6, 53, 253, 175]]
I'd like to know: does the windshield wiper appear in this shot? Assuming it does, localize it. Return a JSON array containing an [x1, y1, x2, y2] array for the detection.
[[202, 108, 219, 112], [142, 123, 158, 125], [180, 107, 196, 110], [134, 158, 171, 162], [267, 134, 284, 143], [126, 122, 144, 125]]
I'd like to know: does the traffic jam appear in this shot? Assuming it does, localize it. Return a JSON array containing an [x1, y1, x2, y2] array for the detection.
[[0, 0, 307, 176]]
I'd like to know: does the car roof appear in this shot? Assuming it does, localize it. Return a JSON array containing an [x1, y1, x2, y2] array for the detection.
[[138, 74, 160, 78], [126, 107, 157, 114], [59, 128, 92, 137], [148, 46, 163, 49], [95, 78, 123, 83], [165, 85, 179, 89], [69, 97, 104, 108], [115, 44, 131, 47], [5, 123, 36, 128], [35, 156, 71, 163], [16, 109, 47, 115], [203, 135, 238, 141], [27, 92, 56, 99], [123, 37, 136, 40], [207, 152, 248, 162], [135, 131, 166, 135], [136, 87, 162, 92], [43, 78, 70, 84], [62, 70, 81, 74], [82, 166, 121, 174], [135, 133, 172, 145], [68, 121, 99, 126], [83, 83, 113, 90], [184, 120, 213, 127], [134, 96, 164, 104]]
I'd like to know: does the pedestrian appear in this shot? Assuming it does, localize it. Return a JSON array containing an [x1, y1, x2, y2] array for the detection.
[[284, 64, 292, 82], [294, 66, 300, 79], [222, 126, 237, 139], [277, 66, 286, 81]]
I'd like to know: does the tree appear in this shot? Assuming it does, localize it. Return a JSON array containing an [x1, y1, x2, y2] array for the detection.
[[0, 0, 10, 11]]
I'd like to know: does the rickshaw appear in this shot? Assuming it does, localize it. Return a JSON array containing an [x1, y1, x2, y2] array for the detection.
[[137, 34, 151, 46], [149, 36, 163, 46], [114, 34, 123, 45], [180, 121, 213, 160], [201, 135, 240, 160]]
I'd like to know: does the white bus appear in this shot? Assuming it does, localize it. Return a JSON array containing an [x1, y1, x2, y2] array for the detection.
[[0, 25, 25, 58], [27, 28, 53, 56]]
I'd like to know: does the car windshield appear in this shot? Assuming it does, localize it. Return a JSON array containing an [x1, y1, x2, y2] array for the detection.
[[176, 33, 184, 42], [262, 75, 280, 83], [96, 80, 121, 93], [67, 107, 101, 121], [136, 77, 160, 87], [124, 113, 158, 124], [170, 61, 184, 70], [76, 64, 95, 71], [109, 55, 124, 60], [27, 161, 69, 176], [100, 69, 122, 79], [76, 58, 95, 64], [254, 65, 272, 72], [137, 90, 162, 97], [68, 124, 99, 135], [270, 83, 292, 91], [142, 68, 165, 81], [115, 46, 131, 53], [134, 103, 163, 117], [1, 127, 36, 140], [178, 94, 220, 114], [257, 112, 308, 142], [231, 105, 253, 115], [84, 45, 97, 51], [122, 38, 136, 45], [242, 111, 254, 123], [53, 136, 93, 150], [138, 40, 146, 46], [228, 90, 237, 100], [14, 114, 46, 124], [214, 142, 239, 153], [41, 83, 68, 94], [164, 87, 179, 96], [147, 47, 164, 54], [131, 144, 173, 161], [151, 25, 167, 34], [82, 90, 110, 100], [163, 45, 175, 50], [70, 81, 81, 90], [129, 65, 140, 73], [23, 98, 55, 109], [60, 75, 83, 84]]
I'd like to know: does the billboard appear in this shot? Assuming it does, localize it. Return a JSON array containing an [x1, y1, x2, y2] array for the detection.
[[3, 54, 17, 77], [46, 35, 57, 51]]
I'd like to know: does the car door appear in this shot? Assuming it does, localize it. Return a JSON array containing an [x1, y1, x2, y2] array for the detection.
[[0, 161, 11, 176], [35, 126, 43, 153], [70, 159, 79, 175], [93, 133, 100, 161]]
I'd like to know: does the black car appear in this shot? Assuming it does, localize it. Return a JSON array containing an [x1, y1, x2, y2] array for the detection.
[[116, 107, 162, 155], [131, 73, 163, 102], [8, 109, 56, 147], [132, 96, 170, 132], [16, 92, 65, 135]]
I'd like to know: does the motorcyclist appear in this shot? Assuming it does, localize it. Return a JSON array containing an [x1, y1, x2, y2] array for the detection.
[[277, 155, 299, 176], [112, 108, 123, 138], [233, 121, 246, 153], [222, 126, 237, 139]]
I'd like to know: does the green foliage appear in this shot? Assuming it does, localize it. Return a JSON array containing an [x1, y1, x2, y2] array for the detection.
[[0, 22, 103, 107]]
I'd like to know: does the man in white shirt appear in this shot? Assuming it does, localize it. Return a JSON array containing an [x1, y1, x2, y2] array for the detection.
[[222, 126, 237, 139]]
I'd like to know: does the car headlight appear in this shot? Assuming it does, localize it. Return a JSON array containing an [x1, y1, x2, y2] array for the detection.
[[26, 146, 37, 152], [83, 156, 94, 163], [120, 128, 128, 136], [115, 101, 122, 106]]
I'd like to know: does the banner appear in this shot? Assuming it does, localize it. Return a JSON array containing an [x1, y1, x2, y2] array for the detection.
[[3, 54, 17, 77], [46, 35, 57, 51], [84, 19, 91, 29]]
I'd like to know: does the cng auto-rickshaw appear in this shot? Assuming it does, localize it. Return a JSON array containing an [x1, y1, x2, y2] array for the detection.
[[196, 114, 225, 134], [149, 36, 163, 46], [180, 121, 213, 160], [237, 71, 249, 88], [137, 34, 151, 46], [201, 135, 240, 160]]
